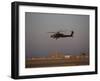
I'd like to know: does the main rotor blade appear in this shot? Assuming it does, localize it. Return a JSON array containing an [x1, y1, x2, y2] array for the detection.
[[58, 29, 69, 32], [58, 29, 73, 32], [47, 32, 56, 33]]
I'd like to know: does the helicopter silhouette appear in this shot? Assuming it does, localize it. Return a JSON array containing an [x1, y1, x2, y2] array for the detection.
[[48, 30, 74, 40]]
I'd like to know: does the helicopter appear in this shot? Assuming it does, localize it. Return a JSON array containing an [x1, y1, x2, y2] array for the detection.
[[48, 30, 74, 40]]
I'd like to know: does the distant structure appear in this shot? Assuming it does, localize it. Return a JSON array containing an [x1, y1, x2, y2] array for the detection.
[[48, 52, 65, 58], [31, 52, 88, 59]]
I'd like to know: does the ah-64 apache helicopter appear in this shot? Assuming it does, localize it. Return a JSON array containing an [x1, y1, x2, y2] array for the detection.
[[48, 30, 74, 40]]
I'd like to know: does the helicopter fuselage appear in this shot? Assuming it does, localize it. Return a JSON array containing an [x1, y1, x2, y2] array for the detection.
[[50, 31, 74, 40]]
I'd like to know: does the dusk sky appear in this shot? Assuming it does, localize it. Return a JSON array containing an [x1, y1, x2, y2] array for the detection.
[[25, 12, 89, 58]]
